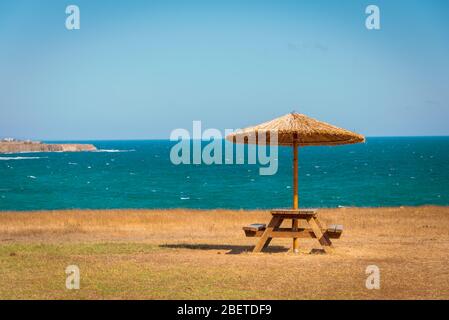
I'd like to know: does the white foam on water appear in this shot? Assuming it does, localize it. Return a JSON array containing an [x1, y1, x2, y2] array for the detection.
[[0, 156, 45, 161], [27, 175, 37, 179], [94, 149, 135, 153]]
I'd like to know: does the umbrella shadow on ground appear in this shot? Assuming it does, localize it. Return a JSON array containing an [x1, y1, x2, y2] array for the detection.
[[159, 243, 288, 254]]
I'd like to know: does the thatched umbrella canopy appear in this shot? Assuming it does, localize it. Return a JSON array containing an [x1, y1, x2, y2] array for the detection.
[[226, 112, 364, 251], [226, 112, 365, 146]]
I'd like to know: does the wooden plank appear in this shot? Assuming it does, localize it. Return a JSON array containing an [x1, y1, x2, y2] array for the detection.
[[246, 228, 343, 239], [314, 216, 325, 229], [242, 224, 266, 232], [271, 208, 317, 215], [253, 216, 282, 252], [313, 216, 332, 245], [271, 209, 317, 220], [243, 229, 257, 237], [271, 229, 315, 238], [326, 224, 343, 239], [312, 217, 343, 239], [270, 213, 317, 219], [262, 217, 284, 249], [328, 224, 343, 233], [308, 217, 333, 253]]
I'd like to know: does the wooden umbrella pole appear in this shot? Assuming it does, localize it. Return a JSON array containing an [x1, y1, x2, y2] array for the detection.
[[293, 143, 298, 208], [292, 142, 299, 253]]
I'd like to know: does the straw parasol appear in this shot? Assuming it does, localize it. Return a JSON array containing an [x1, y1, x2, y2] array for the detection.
[[226, 112, 365, 251]]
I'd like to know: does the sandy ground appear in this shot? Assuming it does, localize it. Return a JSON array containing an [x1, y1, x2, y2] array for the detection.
[[0, 206, 448, 299]]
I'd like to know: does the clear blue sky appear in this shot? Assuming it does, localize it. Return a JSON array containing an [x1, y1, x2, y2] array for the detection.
[[0, 0, 448, 140]]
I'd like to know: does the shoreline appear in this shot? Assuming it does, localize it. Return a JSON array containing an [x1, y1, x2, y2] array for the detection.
[[1, 204, 447, 213]]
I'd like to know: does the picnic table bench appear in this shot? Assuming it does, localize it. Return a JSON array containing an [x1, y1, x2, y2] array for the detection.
[[243, 209, 343, 253]]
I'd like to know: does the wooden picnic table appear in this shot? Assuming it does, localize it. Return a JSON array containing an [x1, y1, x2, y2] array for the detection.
[[243, 209, 343, 253]]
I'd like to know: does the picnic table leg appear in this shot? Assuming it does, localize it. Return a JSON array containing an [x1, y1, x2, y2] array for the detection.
[[292, 219, 299, 253], [307, 217, 333, 253], [313, 216, 333, 247], [263, 217, 283, 249], [253, 216, 282, 253]]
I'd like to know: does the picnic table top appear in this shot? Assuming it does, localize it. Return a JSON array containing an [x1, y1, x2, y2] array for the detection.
[[270, 208, 317, 216]]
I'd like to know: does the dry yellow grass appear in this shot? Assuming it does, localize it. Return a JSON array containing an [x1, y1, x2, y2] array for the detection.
[[0, 206, 448, 299]]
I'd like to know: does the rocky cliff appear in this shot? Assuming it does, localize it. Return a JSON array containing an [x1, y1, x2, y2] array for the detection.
[[0, 141, 97, 154]]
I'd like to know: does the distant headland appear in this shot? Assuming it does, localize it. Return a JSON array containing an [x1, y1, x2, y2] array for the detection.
[[0, 138, 97, 154]]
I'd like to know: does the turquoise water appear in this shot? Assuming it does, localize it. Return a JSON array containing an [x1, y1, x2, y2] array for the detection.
[[0, 137, 448, 211]]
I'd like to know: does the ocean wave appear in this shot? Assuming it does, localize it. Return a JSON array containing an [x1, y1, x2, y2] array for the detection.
[[0, 156, 45, 161], [94, 149, 135, 153]]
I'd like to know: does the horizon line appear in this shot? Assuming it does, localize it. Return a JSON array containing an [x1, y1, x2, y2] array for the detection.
[[33, 135, 449, 142]]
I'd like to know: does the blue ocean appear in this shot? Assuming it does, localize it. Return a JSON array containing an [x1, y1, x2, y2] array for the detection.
[[0, 137, 448, 211]]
